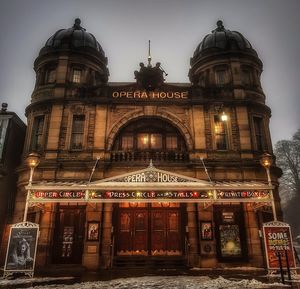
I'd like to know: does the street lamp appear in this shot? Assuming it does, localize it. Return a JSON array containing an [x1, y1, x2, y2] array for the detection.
[[23, 153, 40, 222], [260, 152, 277, 221]]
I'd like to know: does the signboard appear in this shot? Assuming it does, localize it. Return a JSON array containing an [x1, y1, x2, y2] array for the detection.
[[217, 190, 269, 199], [89, 190, 211, 200], [263, 221, 296, 270], [31, 190, 85, 201], [112, 90, 188, 100], [4, 222, 39, 278]]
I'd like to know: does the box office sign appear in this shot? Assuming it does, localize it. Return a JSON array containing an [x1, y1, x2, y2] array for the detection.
[[263, 221, 296, 270], [3, 222, 39, 278]]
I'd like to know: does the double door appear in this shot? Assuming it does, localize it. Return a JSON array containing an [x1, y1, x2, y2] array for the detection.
[[117, 205, 182, 256]]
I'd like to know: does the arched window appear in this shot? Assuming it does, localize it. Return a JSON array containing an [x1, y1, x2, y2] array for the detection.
[[113, 119, 187, 152]]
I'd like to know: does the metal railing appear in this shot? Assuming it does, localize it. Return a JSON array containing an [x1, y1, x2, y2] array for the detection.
[[110, 150, 189, 162]]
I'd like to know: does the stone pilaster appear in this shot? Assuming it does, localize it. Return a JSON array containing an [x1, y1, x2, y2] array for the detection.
[[100, 203, 113, 269], [186, 203, 199, 266], [82, 203, 103, 270]]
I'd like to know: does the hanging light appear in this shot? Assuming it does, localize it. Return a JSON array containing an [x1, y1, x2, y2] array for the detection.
[[221, 111, 228, 122]]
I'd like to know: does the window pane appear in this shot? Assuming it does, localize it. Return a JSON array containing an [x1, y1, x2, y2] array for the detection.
[[241, 70, 251, 85], [216, 70, 226, 85], [214, 115, 227, 150], [150, 133, 162, 149], [31, 116, 44, 151], [254, 117, 264, 151], [137, 133, 149, 149], [47, 69, 56, 83], [166, 135, 178, 150], [0, 118, 9, 159], [72, 69, 81, 83], [71, 115, 84, 150], [122, 134, 133, 150]]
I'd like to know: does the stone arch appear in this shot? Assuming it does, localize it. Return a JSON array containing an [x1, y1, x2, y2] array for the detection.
[[106, 109, 193, 151]]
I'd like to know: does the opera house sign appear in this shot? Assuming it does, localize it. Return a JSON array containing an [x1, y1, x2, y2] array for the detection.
[[112, 90, 188, 100]]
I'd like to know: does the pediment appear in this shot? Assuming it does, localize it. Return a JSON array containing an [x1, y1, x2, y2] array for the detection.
[[90, 161, 210, 186]]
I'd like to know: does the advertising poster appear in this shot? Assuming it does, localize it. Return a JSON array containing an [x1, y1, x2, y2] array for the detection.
[[4, 222, 39, 275], [263, 222, 296, 269]]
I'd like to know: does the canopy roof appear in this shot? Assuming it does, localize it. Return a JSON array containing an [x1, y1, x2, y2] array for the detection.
[[27, 162, 273, 204]]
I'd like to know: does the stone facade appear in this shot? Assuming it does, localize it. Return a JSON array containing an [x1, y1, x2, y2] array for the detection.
[[0, 19, 282, 271]]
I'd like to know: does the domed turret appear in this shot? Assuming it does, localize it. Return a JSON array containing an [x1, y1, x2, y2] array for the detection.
[[189, 21, 263, 99], [40, 18, 106, 59], [31, 18, 109, 104], [192, 20, 256, 62]]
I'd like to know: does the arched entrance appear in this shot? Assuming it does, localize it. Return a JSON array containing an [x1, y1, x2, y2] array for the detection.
[[114, 203, 186, 256]]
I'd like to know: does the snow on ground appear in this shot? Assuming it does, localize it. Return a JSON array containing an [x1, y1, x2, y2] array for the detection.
[[0, 277, 74, 287], [6, 276, 286, 289]]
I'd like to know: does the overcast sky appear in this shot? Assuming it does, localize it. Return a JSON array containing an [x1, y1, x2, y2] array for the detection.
[[0, 0, 299, 144]]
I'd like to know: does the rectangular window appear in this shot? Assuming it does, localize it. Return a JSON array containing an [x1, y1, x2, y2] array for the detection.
[[47, 69, 56, 83], [214, 115, 228, 150], [72, 69, 82, 83], [121, 134, 133, 150], [137, 133, 162, 150], [70, 115, 85, 150], [253, 117, 265, 151], [137, 133, 149, 150], [31, 116, 44, 151], [241, 70, 251, 85], [0, 118, 9, 160], [150, 133, 162, 149], [216, 70, 226, 85], [166, 135, 178, 150]]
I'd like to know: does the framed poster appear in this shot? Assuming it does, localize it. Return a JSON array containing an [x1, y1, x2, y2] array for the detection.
[[200, 221, 213, 240], [263, 221, 296, 270], [87, 221, 99, 241], [219, 224, 242, 257], [4, 222, 39, 278]]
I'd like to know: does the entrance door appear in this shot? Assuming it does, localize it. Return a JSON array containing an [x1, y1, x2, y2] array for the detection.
[[52, 205, 86, 264], [151, 210, 181, 255], [116, 203, 182, 256], [118, 209, 148, 255]]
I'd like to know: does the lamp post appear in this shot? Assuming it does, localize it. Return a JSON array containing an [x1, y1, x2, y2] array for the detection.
[[23, 153, 40, 222], [260, 152, 277, 221]]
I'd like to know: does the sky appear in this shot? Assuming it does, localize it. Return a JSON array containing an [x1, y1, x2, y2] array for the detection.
[[0, 0, 299, 144]]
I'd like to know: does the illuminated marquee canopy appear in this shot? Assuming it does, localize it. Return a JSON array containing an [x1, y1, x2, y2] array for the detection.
[[26, 162, 273, 204]]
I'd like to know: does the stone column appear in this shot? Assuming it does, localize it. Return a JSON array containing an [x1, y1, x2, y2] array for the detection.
[[186, 203, 199, 266], [100, 203, 113, 269]]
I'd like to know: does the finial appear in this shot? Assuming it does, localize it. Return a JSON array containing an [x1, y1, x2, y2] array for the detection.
[[73, 18, 85, 31], [148, 159, 154, 168], [1, 103, 8, 112], [215, 20, 225, 31], [148, 40, 152, 67]]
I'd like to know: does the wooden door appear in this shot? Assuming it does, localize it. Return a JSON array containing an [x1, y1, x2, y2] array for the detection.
[[151, 210, 181, 255], [117, 209, 148, 255], [52, 206, 86, 264]]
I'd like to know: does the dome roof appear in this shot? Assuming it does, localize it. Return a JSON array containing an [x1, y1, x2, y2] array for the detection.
[[42, 18, 105, 57], [192, 21, 256, 60]]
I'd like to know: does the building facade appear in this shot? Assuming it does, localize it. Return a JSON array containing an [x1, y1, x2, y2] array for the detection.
[[3, 19, 282, 270], [0, 104, 26, 255]]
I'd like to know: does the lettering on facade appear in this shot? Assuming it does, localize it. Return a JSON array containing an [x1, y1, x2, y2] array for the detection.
[[217, 190, 269, 199], [123, 172, 178, 183], [89, 190, 210, 200], [32, 191, 85, 199], [112, 91, 188, 99]]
